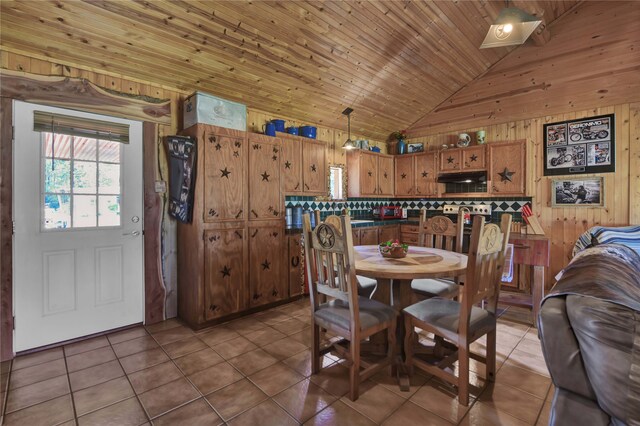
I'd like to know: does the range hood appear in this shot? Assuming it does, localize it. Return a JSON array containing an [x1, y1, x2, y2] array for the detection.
[[437, 171, 487, 184]]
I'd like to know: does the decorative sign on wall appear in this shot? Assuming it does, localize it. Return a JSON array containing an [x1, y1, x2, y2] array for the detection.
[[543, 114, 615, 176], [166, 136, 197, 223]]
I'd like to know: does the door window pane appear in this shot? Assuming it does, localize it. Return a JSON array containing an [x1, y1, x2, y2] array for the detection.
[[99, 140, 121, 163], [99, 163, 120, 194], [44, 194, 71, 229], [73, 161, 97, 194], [98, 196, 120, 227], [44, 133, 71, 159], [44, 159, 71, 193], [73, 195, 97, 228], [73, 138, 97, 161]]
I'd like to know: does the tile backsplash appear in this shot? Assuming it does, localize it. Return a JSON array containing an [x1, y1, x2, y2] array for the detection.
[[285, 196, 532, 222]]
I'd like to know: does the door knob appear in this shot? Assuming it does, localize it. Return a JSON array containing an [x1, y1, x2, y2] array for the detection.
[[123, 231, 141, 237]]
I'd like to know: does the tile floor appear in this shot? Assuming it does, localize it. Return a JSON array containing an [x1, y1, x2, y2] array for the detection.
[[0, 298, 553, 425]]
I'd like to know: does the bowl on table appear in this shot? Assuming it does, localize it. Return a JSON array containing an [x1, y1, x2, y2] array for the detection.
[[378, 240, 409, 258]]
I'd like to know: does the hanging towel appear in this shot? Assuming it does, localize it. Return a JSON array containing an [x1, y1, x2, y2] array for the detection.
[[502, 244, 514, 282]]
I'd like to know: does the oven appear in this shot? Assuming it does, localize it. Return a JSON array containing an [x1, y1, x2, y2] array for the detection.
[[442, 204, 492, 253]]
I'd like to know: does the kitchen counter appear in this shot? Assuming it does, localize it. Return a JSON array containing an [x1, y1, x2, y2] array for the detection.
[[285, 218, 420, 234]]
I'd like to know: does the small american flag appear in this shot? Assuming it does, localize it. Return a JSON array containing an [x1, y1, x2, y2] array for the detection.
[[521, 203, 533, 223]]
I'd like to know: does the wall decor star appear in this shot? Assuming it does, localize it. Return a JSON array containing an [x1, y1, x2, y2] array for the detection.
[[311, 164, 317, 172], [234, 141, 241, 148], [401, 173, 407, 179], [261, 171, 270, 181], [272, 155, 278, 161], [220, 265, 231, 277], [470, 154, 478, 162], [447, 156, 454, 164], [233, 150, 239, 157], [498, 167, 515, 182], [261, 259, 271, 270], [284, 161, 292, 169], [220, 167, 231, 178], [214, 143, 222, 151], [422, 171, 428, 178]]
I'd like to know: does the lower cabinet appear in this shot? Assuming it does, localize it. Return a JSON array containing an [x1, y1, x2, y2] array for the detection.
[[288, 234, 304, 297], [360, 227, 379, 245], [204, 228, 247, 321], [249, 223, 286, 307], [379, 225, 399, 243]]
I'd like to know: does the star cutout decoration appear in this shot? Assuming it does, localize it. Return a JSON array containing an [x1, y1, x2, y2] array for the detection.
[[261, 171, 270, 182], [284, 161, 292, 169], [272, 155, 278, 161], [220, 167, 231, 178], [422, 171, 428, 178], [498, 167, 515, 182], [261, 259, 271, 270], [233, 150, 239, 158], [368, 171, 373, 177], [384, 172, 388, 178], [447, 156, 454, 164], [311, 164, 317, 172], [401, 173, 407, 179], [220, 265, 231, 277], [214, 143, 222, 151], [470, 154, 478, 162]]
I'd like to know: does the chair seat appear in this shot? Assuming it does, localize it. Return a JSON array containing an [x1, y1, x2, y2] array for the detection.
[[315, 298, 396, 332], [403, 298, 496, 336], [411, 278, 459, 298], [357, 275, 377, 298]]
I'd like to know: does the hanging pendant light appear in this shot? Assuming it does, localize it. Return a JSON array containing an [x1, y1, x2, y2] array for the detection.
[[480, 3, 542, 49], [342, 107, 356, 150]]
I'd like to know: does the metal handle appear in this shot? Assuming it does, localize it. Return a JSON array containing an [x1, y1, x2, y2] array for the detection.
[[123, 231, 141, 237]]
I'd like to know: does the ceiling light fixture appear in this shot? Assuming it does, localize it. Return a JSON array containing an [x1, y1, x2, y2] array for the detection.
[[480, 3, 542, 49], [342, 107, 356, 150]]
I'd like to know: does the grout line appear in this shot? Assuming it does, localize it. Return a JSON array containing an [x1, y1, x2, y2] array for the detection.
[[61, 347, 79, 423]]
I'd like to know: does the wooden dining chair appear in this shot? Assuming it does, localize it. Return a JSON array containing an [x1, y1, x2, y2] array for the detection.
[[411, 210, 465, 300], [403, 214, 512, 406], [302, 213, 397, 401]]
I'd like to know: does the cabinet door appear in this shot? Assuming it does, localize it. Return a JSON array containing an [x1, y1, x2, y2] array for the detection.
[[249, 225, 285, 307], [379, 225, 399, 244], [281, 138, 302, 193], [360, 227, 379, 245], [461, 146, 486, 171], [415, 153, 437, 197], [489, 141, 526, 196], [439, 149, 461, 172], [359, 152, 379, 195], [288, 235, 303, 297], [351, 229, 361, 246], [395, 156, 415, 196], [302, 140, 327, 194], [204, 228, 247, 320], [378, 155, 395, 196], [203, 133, 245, 222], [248, 136, 282, 220]]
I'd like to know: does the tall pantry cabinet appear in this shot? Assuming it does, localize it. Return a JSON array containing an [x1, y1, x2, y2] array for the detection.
[[178, 125, 285, 328]]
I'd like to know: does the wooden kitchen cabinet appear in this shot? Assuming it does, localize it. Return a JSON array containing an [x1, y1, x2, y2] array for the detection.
[[248, 134, 282, 220], [439, 149, 461, 172], [288, 234, 304, 297], [347, 151, 395, 197], [281, 138, 302, 193], [249, 223, 286, 307], [395, 155, 414, 196], [360, 227, 379, 245], [379, 225, 399, 243], [461, 145, 486, 171], [204, 228, 247, 321], [488, 140, 526, 196], [378, 155, 394, 196], [352, 229, 362, 246], [302, 139, 327, 194], [396, 152, 438, 198]]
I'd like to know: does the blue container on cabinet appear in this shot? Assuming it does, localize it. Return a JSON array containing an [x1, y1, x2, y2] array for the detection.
[[271, 119, 286, 132], [286, 127, 299, 135], [263, 122, 276, 136], [299, 126, 317, 139]]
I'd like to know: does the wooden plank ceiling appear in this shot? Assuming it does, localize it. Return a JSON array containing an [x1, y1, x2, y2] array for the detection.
[[0, 0, 578, 140]]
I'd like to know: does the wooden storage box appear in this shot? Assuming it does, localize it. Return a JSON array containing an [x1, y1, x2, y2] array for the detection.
[[184, 91, 247, 131]]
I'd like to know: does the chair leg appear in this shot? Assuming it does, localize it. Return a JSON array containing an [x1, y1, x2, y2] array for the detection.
[[403, 315, 414, 376], [311, 324, 321, 374], [349, 338, 361, 401], [458, 342, 470, 406], [486, 330, 497, 382]]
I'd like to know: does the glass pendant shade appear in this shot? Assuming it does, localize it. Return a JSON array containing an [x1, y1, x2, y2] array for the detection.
[[342, 139, 356, 150], [480, 7, 542, 49], [342, 107, 356, 149]]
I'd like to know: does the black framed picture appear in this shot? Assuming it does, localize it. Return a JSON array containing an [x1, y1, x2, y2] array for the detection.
[[543, 114, 614, 176], [551, 178, 604, 207]]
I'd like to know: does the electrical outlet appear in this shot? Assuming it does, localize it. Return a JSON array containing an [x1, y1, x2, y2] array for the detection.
[[155, 181, 167, 193]]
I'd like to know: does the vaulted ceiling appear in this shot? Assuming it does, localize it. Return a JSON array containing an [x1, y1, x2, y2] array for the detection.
[[0, 0, 579, 139]]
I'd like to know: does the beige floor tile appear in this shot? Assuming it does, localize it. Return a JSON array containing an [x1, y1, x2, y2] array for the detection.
[[2, 394, 74, 426], [127, 361, 183, 394], [371, 366, 429, 398], [262, 338, 308, 361], [545, 385, 555, 401], [228, 399, 298, 426], [308, 363, 351, 397], [69, 359, 124, 392], [515, 338, 545, 357], [138, 377, 199, 419], [409, 379, 472, 423], [536, 400, 552, 425], [459, 401, 530, 426], [253, 310, 292, 326], [340, 381, 405, 424], [225, 317, 268, 334], [162, 336, 207, 359], [112, 335, 159, 358], [9, 358, 67, 389], [73, 376, 134, 416], [213, 336, 258, 359], [277, 303, 309, 317], [288, 328, 313, 348], [304, 400, 376, 426], [174, 348, 225, 376], [504, 349, 550, 377], [64, 336, 110, 357], [272, 318, 309, 336], [107, 326, 149, 345], [145, 318, 183, 334], [496, 364, 551, 399], [229, 349, 279, 376], [206, 378, 268, 421], [66, 346, 117, 373], [5, 375, 70, 413], [244, 327, 288, 347], [273, 379, 337, 423], [11, 348, 63, 371], [151, 325, 194, 346], [282, 350, 335, 377], [496, 321, 529, 338], [119, 348, 170, 374], [188, 362, 244, 395], [479, 383, 544, 424], [77, 396, 148, 426], [153, 398, 223, 426], [381, 401, 454, 425], [248, 363, 305, 396], [198, 326, 241, 346]]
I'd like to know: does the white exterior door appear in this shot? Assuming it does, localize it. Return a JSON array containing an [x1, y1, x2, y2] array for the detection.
[[13, 101, 144, 352]]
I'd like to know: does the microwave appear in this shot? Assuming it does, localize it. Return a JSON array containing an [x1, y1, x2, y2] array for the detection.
[[376, 206, 406, 220]]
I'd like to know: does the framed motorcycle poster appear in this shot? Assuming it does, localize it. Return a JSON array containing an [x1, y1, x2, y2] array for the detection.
[[543, 114, 615, 176], [551, 177, 604, 207]]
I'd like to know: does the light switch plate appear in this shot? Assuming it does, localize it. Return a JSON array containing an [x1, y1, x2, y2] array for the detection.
[[155, 180, 167, 193]]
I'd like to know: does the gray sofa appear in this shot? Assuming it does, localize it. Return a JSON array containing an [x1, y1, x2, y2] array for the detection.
[[538, 244, 640, 426]]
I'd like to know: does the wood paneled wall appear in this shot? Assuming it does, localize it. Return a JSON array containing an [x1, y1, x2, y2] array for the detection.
[[409, 103, 639, 289]]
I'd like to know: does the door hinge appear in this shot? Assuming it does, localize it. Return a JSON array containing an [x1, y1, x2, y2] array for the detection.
[[12, 125, 15, 142], [12, 316, 15, 330], [12, 220, 15, 235]]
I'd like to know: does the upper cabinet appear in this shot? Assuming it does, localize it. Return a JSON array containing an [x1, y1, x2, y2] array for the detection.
[[439, 149, 461, 172], [278, 133, 327, 196], [488, 140, 526, 196], [347, 151, 395, 197], [395, 155, 414, 196], [248, 134, 282, 220], [394, 152, 438, 198], [461, 146, 486, 171]]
